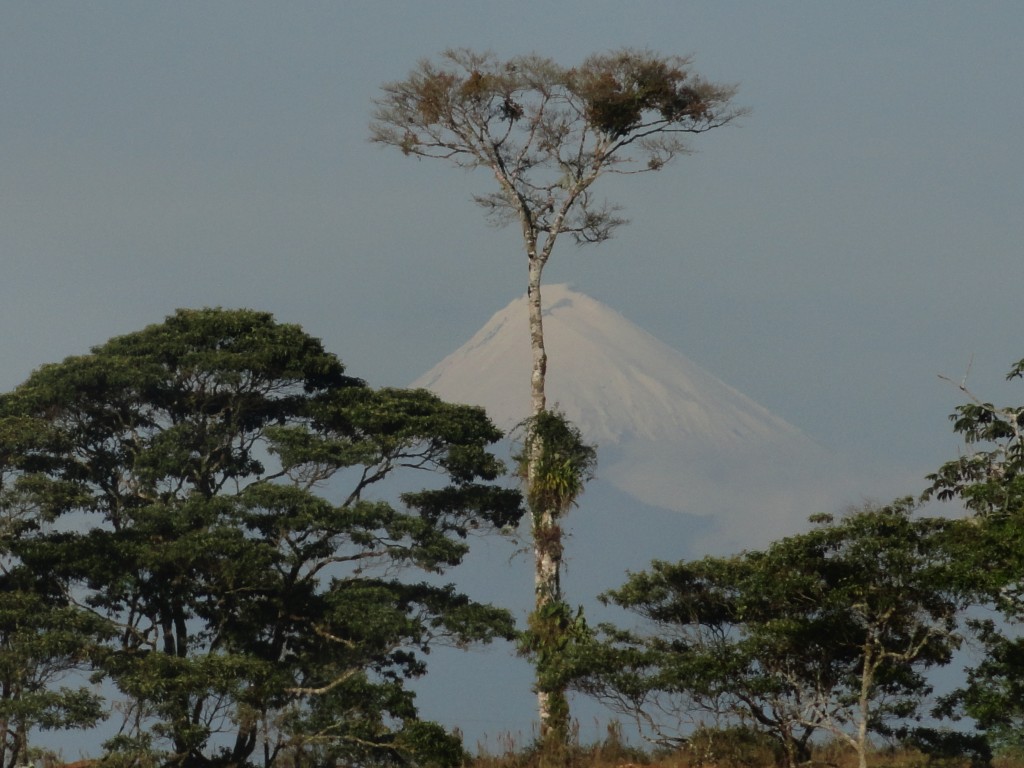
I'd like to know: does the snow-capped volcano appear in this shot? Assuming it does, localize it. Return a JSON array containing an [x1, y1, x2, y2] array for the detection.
[[414, 284, 861, 549], [415, 284, 810, 449]]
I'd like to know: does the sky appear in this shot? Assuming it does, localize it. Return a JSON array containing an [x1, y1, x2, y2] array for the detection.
[[3, 0, 1024, 752]]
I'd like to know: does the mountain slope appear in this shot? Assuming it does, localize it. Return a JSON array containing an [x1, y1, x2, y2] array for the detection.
[[413, 284, 860, 548], [414, 284, 810, 448]]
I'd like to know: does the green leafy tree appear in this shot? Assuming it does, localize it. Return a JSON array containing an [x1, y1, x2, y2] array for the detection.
[[0, 577, 108, 768], [925, 359, 1024, 519], [924, 357, 1024, 752], [582, 501, 966, 768], [0, 434, 109, 768], [0, 308, 523, 768], [371, 46, 743, 742]]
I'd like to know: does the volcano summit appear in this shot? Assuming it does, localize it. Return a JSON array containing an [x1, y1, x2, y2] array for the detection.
[[414, 284, 862, 549]]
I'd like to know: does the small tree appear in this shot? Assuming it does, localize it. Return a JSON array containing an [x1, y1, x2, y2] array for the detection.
[[0, 430, 108, 768], [583, 501, 966, 768], [924, 356, 1024, 752], [0, 308, 524, 768], [372, 47, 743, 741], [0, 581, 108, 768]]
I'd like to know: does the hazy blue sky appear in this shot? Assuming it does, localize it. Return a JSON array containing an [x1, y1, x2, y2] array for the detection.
[[3, 0, 1024, 749]]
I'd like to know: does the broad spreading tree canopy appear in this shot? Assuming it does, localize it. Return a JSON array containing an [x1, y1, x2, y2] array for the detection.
[[581, 502, 966, 768], [372, 48, 743, 257], [0, 308, 523, 768]]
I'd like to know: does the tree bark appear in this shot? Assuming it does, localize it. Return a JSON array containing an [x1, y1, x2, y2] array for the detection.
[[501, 130, 598, 749], [856, 642, 874, 768], [525, 255, 563, 738]]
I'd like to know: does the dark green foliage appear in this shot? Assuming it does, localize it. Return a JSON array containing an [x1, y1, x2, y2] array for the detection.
[[0, 578, 108, 768], [923, 357, 1024, 749], [520, 598, 591, 753], [925, 360, 1024, 519], [897, 727, 992, 768], [938, 621, 1024, 751], [581, 501, 967, 768], [514, 410, 597, 525], [686, 725, 786, 768], [0, 308, 524, 767]]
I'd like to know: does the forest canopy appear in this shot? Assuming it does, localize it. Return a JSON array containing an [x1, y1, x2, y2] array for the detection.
[[0, 308, 523, 768]]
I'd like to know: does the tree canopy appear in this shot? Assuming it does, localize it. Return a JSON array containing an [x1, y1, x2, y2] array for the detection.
[[371, 48, 743, 257], [0, 308, 523, 768], [580, 501, 967, 768], [924, 357, 1024, 751]]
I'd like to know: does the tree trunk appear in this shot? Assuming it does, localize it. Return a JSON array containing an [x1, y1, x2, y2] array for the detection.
[[527, 254, 547, 419], [856, 644, 874, 768], [517, 184, 586, 756], [526, 256, 563, 739]]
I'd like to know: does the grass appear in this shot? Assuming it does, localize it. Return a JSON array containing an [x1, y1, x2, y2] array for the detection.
[[467, 723, 1005, 768]]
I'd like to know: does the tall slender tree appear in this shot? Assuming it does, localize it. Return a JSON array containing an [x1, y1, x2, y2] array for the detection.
[[372, 47, 743, 740]]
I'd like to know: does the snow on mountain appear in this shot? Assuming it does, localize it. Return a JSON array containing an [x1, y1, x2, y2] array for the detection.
[[416, 285, 805, 447], [413, 284, 866, 550]]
